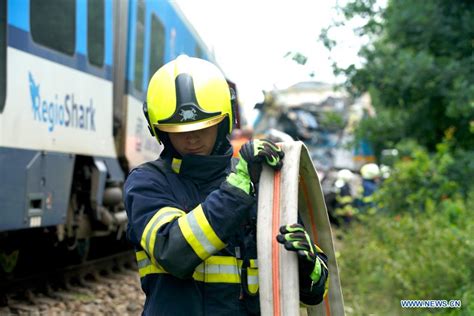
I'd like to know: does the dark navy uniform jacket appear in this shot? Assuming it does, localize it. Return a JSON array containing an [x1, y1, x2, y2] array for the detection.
[[124, 147, 327, 315], [355, 178, 379, 209]]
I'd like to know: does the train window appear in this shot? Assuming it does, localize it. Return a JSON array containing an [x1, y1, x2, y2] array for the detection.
[[0, 0, 6, 112], [134, 0, 145, 92], [30, 0, 76, 56], [148, 14, 165, 83], [87, 0, 105, 67]]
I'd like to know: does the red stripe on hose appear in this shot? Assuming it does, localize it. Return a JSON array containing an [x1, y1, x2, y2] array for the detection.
[[272, 170, 281, 316]]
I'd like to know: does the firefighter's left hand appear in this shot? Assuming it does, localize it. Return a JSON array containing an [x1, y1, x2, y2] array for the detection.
[[238, 139, 284, 184], [276, 223, 326, 283], [227, 139, 284, 195]]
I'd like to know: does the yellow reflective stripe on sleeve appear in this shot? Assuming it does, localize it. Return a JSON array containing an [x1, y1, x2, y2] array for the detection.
[[194, 207, 226, 251], [178, 205, 226, 260], [336, 195, 353, 204], [136, 250, 148, 261], [140, 207, 186, 260], [363, 195, 374, 203], [335, 205, 357, 216], [135, 250, 168, 278]]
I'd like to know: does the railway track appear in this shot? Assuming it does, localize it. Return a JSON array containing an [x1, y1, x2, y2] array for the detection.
[[0, 251, 144, 315]]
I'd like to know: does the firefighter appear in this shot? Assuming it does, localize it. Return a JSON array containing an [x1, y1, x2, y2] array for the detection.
[[123, 55, 328, 315], [334, 169, 357, 226], [356, 163, 381, 211]]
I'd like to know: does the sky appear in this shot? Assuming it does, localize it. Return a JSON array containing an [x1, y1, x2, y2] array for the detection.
[[174, 0, 366, 120]]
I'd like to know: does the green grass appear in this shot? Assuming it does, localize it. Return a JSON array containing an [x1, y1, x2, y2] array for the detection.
[[337, 201, 474, 315]]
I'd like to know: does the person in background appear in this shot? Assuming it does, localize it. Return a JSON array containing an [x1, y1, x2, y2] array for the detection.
[[334, 169, 357, 227], [123, 55, 329, 315], [356, 163, 381, 211]]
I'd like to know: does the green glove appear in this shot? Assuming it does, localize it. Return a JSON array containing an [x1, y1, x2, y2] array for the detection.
[[276, 223, 325, 283], [227, 139, 284, 195]]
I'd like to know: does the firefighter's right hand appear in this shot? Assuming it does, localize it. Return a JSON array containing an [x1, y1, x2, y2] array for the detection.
[[226, 139, 284, 195]]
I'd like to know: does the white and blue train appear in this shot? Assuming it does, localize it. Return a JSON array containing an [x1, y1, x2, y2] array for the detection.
[[0, 0, 220, 271]]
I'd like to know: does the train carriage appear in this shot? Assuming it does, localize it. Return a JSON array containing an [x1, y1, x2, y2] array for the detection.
[[0, 0, 216, 272]]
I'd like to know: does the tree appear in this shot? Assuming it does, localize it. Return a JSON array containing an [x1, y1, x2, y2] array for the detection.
[[322, 0, 474, 152]]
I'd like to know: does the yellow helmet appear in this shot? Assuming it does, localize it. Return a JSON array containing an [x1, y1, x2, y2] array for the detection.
[[337, 169, 354, 183], [361, 163, 380, 180], [145, 55, 234, 142]]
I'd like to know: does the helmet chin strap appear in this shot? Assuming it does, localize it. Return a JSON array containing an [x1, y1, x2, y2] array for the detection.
[[211, 118, 231, 156]]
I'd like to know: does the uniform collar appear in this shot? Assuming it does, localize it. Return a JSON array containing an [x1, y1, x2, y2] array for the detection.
[[167, 145, 233, 184]]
